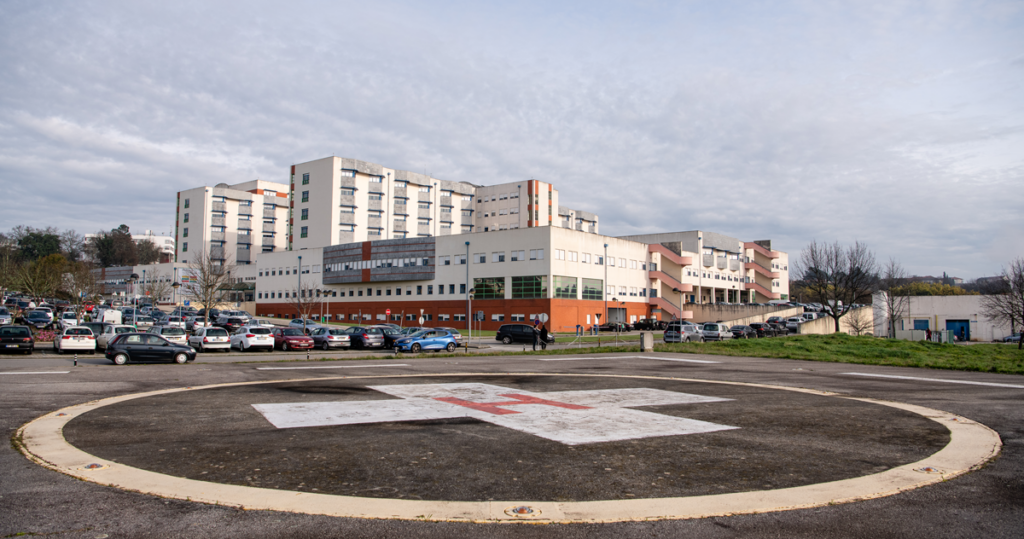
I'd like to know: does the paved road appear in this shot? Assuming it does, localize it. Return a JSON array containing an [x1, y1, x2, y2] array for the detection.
[[2, 351, 1022, 538]]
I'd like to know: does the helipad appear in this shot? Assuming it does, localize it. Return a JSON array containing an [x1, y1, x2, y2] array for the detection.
[[18, 373, 1000, 523]]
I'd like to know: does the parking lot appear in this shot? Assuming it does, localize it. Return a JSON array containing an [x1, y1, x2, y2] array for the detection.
[[3, 347, 1022, 538]]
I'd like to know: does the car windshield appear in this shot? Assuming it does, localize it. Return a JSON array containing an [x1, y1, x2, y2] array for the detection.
[[363, 328, 382, 334], [206, 328, 228, 336], [704, 324, 719, 331], [66, 328, 92, 336], [378, 327, 399, 335], [27, 312, 49, 319], [328, 329, 347, 335], [0, 308, 10, 315], [248, 328, 271, 335], [62, 312, 77, 319], [282, 329, 305, 336], [0, 327, 30, 337], [114, 327, 133, 334], [410, 331, 431, 339], [162, 328, 185, 336]]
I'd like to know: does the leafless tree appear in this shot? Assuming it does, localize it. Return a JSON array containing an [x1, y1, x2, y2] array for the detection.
[[61, 261, 102, 323], [845, 306, 874, 336], [142, 268, 171, 304], [15, 254, 67, 304], [981, 258, 1024, 349], [795, 240, 878, 333], [288, 279, 326, 333], [878, 258, 909, 338], [181, 251, 235, 327]]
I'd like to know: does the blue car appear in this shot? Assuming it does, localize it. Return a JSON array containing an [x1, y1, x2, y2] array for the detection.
[[394, 329, 458, 353]]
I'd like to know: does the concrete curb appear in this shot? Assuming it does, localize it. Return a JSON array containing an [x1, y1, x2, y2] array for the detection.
[[16, 373, 1002, 524]]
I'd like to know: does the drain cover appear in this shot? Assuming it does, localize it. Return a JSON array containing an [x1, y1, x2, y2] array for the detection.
[[504, 505, 541, 517]]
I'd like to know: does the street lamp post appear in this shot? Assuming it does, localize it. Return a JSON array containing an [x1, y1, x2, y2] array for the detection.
[[129, 273, 139, 327], [465, 241, 470, 344], [672, 287, 684, 321], [297, 255, 303, 330], [603, 243, 609, 332]]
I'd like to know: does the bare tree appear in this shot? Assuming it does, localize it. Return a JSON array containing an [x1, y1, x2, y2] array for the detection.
[[181, 251, 235, 327], [878, 258, 909, 338], [795, 240, 878, 333], [142, 268, 171, 304], [288, 279, 326, 333], [15, 254, 67, 304], [61, 261, 102, 323], [845, 307, 873, 336], [981, 258, 1024, 349]]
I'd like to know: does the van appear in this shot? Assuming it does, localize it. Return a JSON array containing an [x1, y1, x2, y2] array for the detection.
[[99, 309, 123, 325]]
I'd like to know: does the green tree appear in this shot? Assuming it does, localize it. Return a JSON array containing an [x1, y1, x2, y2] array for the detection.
[[136, 239, 162, 265], [15, 254, 67, 302], [90, 225, 138, 267], [903, 282, 977, 296], [17, 230, 61, 261]]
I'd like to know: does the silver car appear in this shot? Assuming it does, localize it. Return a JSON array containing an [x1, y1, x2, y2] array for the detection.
[[701, 323, 732, 342], [188, 326, 231, 352], [664, 323, 704, 343], [309, 327, 352, 350]]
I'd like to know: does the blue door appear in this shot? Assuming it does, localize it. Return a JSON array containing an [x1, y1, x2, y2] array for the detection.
[[945, 320, 970, 341], [913, 319, 930, 330]]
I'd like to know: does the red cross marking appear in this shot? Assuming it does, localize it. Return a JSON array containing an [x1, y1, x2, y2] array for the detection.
[[434, 393, 593, 415]]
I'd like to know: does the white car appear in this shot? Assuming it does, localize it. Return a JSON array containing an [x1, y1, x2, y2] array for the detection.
[[58, 311, 81, 330], [53, 327, 97, 354], [230, 325, 275, 352], [147, 326, 189, 345], [701, 323, 732, 342], [188, 327, 231, 352], [250, 319, 277, 328], [97, 324, 136, 349]]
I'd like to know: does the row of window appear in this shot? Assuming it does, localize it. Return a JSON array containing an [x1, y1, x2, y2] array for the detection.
[[255, 276, 616, 301], [258, 265, 320, 277], [479, 191, 519, 203]]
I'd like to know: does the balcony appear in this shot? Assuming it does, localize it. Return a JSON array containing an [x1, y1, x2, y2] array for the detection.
[[417, 208, 432, 219], [263, 207, 277, 219], [262, 222, 276, 233], [744, 281, 780, 300], [236, 248, 251, 263], [745, 261, 780, 279], [367, 216, 382, 229], [237, 206, 253, 217], [368, 198, 383, 211], [394, 203, 408, 216], [210, 247, 225, 260], [729, 259, 741, 271], [460, 198, 473, 209], [440, 196, 453, 207], [716, 257, 727, 269], [393, 187, 408, 199], [744, 242, 781, 259], [212, 201, 227, 212], [417, 191, 431, 202], [462, 216, 474, 225], [262, 237, 276, 247], [394, 220, 408, 232], [236, 235, 252, 245], [339, 194, 356, 206], [211, 231, 225, 241], [702, 254, 714, 267], [339, 177, 357, 189], [648, 244, 693, 267], [648, 270, 693, 293], [417, 224, 431, 235], [210, 216, 226, 227]]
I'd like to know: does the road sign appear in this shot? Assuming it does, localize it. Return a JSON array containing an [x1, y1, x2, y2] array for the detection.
[[184, 300, 190, 306], [386, 309, 391, 315], [539, 313, 549, 323], [418, 316, 425, 325]]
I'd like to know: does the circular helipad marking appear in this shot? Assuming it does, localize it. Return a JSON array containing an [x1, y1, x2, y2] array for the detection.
[[16, 373, 1002, 523]]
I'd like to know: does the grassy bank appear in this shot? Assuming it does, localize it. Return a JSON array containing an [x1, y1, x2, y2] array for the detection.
[[655, 333, 1024, 375]]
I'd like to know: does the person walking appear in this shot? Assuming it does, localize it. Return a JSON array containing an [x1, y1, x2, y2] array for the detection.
[[532, 325, 540, 351], [539, 324, 548, 350], [926, 328, 932, 342]]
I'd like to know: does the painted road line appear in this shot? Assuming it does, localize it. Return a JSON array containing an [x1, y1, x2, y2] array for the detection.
[[636, 356, 720, 364], [843, 372, 1024, 389], [0, 371, 70, 375], [539, 356, 719, 364], [255, 364, 410, 371], [537, 357, 609, 361]]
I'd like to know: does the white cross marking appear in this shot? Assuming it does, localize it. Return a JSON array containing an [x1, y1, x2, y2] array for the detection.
[[253, 383, 738, 445]]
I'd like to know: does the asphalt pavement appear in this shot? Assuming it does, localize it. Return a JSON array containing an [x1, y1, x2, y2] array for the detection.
[[2, 349, 1022, 538]]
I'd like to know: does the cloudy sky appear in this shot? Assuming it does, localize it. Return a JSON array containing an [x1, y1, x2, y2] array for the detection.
[[1, 0, 1021, 278]]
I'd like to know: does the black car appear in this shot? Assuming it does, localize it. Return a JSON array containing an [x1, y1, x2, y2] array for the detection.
[[105, 333, 196, 365], [730, 325, 758, 339], [371, 325, 403, 348], [768, 322, 789, 335], [0, 325, 34, 354], [596, 322, 631, 332], [345, 326, 387, 348], [22, 311, 53, 330], [218, 317, 248, 333], [496, 324, 555, 345], [748, 323, 776, 338]]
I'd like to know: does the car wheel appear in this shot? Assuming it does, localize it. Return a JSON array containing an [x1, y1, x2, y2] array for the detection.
[[197, 343, 204, 353], [502, 336, 512, 345], [282, 342, 289, 351], [322, 341, 330, 351], [55, 346, 62, 355], [446, 342, 456, 352], [113, 353, 128, 365], [174, 352, 188, 364], [700, 337, 705, 343], [411, 343, 421, 353]]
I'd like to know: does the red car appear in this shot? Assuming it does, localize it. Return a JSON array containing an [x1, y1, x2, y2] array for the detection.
[[272, 327, 314, 351]]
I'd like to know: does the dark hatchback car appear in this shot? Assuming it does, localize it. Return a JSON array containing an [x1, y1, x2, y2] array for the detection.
[[22, 311, 53, 330], [496, 324, 555, 345], [346, 326, 387, 349], [218, 317, 248, 333], [748, 323, 776, 338], [0, 325, 34, 354], [105, 333, 197, 365], [372, 325, 403, 348], [730, 325, 758, 339]]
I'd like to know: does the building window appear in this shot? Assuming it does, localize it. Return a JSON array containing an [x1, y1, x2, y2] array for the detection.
[[427, 285, 434, 295], [301, 191, 309, 203], [454, 314, 466, 321], [553, 276, 578, 299], [555, 249, 565, 260], [460, 283, 466, 294], [511, 314, 525, 322], [491, 314, 505, 322], [183, 213, 189, 223], [341, 188, 355, 196], [449, 284, 455, 294], [474, 253, 486, 264], [512, 276, 547, 299], [340, 169, 355, 178], [492, 251, 505, 263], [182, 242, 188, 252], [438, 284, 444, 295], [441, 255, 450, 265], [301, 208, 308, 220], [530, 249, 544, 260], [582, 278, 603, 300], [417, 285, 423, 295], [395, 287, 402, 296], [439, 314, 450, 321], [456, 254, 467, 265], [302, 173, 310, 185], [472, 277, 504, 299], [300, 226, 308, 238]]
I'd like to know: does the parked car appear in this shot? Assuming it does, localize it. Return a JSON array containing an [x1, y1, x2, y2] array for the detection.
[[309, 327, 351, 350], [701, 323, 732, 341], [106, 333, 196, 365], [372, 325, 403, 348], [1002, 333, 1021, 343], [632, 319, 658, 331], [748, 323, 775, 338], [185, 315, 211, 333], [230, 325, 275, 352], [97, 324, 137, 350], [768, 322, 788, 335], [22, 310, 54, 330], [33, 306, 54, 322], [196, 308, 221, 321], [786, 317, 804, 332], [596, 322, 631, 332], [288, 319, 323, 333], [217, 316, 248, 333], [58, 310, 80, 330], [495, 324, 555, 345], [133, 315, 156, 331], [0, 325, 34, 354], [401, 326, 432, 336], [394, 329, 458, 353], [345, 326, 387, 349], [435, 327, 464, 344], [730, 325, 758, 339], [272, 327, 315, 351], [766, 316, 785, 325], [147, 326, 188, 345], [664, 323, 704, 343], [249, 318, 277, 328], [53, 327, 97, 354], [188, 326, 231, 352]]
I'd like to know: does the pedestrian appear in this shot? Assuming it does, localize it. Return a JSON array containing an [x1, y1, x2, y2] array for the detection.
[[539, 324, 548, 350], [960, 327, 966, 342], [532, 325, 540, 351], [926, 328, 932, 341]]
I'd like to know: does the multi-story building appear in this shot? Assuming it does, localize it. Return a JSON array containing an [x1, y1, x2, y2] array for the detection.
[[174, 180, 290, 266], [618, 231, 790, 319], [287, 157, 598, 250]]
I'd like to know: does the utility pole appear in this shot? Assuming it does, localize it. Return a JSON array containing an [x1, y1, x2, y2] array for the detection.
[[465, 241, 471, 345], [297, 254, 303, 332]]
